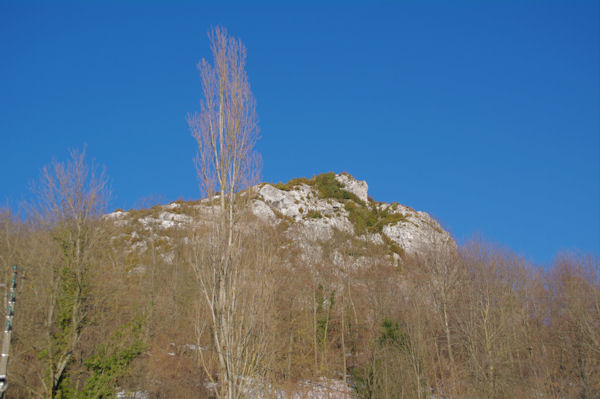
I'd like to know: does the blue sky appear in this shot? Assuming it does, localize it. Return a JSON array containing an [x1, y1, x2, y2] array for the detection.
[[1, 1, 598, 265]]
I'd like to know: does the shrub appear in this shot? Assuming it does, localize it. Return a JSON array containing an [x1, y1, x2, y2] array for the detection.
[[273, 172, 364, 204], [382, 233, 406, 260], [306, 209, 323, 219], [314, 172, 363, 204], [274, 177, 312, 191], [345, 201, 377, 235], [345, 203, 408, 235], [271, 207, 295, 225], [80, 317, 146, 398]]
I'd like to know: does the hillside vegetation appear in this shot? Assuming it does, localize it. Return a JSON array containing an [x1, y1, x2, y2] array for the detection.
[[3, 26, 599, 399], [1, 169, 599, 398]]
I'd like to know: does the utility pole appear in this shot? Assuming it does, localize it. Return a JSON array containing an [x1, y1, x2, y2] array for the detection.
[[0, 265, 17, 398]]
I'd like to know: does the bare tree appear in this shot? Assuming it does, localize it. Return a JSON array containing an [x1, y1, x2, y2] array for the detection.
[[411, 235, 463, 394], [31, 148, 109, 398], [455, 241, 531, 399], [187, 25, 260, 243], [544, 254, 600, 399], [187, 26, 264, 399]]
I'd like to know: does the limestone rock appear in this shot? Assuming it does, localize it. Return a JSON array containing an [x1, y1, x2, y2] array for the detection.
[[105, 172, 454, 264], [334, 173, 369, 204], [253, 173, 452, 258]]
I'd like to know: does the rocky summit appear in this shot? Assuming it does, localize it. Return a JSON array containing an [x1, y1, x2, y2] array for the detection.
[[106, 172, 453, 267], [253, 173, 452, 256]]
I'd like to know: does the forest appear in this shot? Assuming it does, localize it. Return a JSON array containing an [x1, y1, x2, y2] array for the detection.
[[1, 26, 598, 399]]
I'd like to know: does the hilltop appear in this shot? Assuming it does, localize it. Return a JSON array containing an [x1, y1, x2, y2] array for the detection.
[[7, 170, 598, 398], [105, 172, 453, 269]]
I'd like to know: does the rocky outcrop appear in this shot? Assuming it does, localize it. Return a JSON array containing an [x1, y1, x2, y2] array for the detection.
[[105, 172, 453, 263], [254, 173, 452, 257]]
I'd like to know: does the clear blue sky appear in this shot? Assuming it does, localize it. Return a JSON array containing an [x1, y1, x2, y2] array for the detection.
[[1, 1, 598, 265]]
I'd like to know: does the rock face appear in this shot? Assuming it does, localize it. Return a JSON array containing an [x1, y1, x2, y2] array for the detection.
[[333, 173, 369, 204], [381, 205, 449, 256], [256, 181, 354, 241], [253, 173, 452, 257], [105, 172, 453, 263]]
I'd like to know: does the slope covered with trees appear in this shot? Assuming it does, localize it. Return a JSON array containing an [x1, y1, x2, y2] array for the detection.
[[2, 166, 599, 398], [0, 26, 598, 399]]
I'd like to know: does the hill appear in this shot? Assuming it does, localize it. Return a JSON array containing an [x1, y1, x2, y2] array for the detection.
[[105, 172, 453, 270]]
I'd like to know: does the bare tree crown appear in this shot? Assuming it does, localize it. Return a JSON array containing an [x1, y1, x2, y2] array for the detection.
[[33, 148, 109, 227], [187, 26, 260, 199]]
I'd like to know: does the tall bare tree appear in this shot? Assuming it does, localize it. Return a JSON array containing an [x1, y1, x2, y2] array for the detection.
[[187, 26, 264, 399], [32, 148, 109, 398], [187, 25, 260, 244]]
